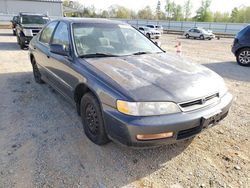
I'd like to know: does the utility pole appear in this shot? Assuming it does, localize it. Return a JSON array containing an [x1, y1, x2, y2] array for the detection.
[[156, 0, 161, 20]]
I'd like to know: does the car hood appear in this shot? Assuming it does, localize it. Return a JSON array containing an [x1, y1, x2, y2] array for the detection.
[[85, 53, 226, 102]]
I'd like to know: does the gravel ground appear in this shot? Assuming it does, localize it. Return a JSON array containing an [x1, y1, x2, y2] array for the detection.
[[0, 29, 249, 188]]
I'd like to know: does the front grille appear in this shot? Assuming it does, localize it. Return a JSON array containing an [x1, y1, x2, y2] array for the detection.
[[179, 93, 219, 112], [32, 29, 41, 36], [177, 125, 203, 140]]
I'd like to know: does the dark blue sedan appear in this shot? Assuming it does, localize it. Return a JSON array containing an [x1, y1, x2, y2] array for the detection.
[[29, 18, 233, 147]]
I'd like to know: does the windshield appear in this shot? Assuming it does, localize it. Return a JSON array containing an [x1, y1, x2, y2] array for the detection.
[[21, 15, 49, 24], [73, 23, 162, 57]]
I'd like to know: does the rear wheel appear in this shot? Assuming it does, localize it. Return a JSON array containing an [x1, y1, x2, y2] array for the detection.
[[200, 35, 205, 40], [13, 29, 16, 36], [146, 33, 151, 39], [80, 93, 110, 145], [236, 48, 250, 66]]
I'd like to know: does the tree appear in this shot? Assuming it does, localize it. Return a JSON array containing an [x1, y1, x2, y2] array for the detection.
[[230, 8, 239, 22], [100, 10, 109, 18], [108, 5, 133, 19], [173, 5, 183, 21], [63, 0, 83, 10], [183, 0, 192, 21], [165, 0, 175, 19], [195, 0, 213, 22], [213, 11, 230, 22], [138, 6, 155, 20]]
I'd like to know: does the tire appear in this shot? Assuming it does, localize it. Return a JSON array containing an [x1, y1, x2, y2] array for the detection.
[[146, 33, 151, 39], [17, 35, 26, 49], [200, 35, 205, 40], [32, 58, 44, 84], [80, 93, 110, 145], [19, 38, 26, 49], [185, 34, 190, 39], [155, 36, 160, 39], [13, 29, 16, 36], [17, 36, 20, 45], [236, 48, 250, 66]]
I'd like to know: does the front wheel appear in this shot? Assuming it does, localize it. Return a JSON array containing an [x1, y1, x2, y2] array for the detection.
[[80, 93, 110, 145], [146, 33, 151, 39], [18, 36, 26, 49], [200, 35, 205, 40], [185, 34, 190, 39], [32, 59, 44, 84], [236, 48, 250, 66]]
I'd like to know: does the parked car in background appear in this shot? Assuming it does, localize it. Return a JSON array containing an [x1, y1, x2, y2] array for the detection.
[[138, 26, 161, 39], [11, 15, 19, 36], [146, 24, 164, 34], [232, 25, 250, 66], [29, 18, 232, 147], [184, 27, 215, 40], [16, 12, 50, 49]]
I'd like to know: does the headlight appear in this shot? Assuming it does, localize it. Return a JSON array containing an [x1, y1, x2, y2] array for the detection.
[[117, 100, 181, 116], [23, 29, 32, 36]]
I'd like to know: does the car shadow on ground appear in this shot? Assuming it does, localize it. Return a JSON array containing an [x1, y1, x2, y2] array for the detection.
[[0, 71, 192, 187], [204, 61, 250, 82], [0, 32, 14, 37], [0, 42, 23, 51]]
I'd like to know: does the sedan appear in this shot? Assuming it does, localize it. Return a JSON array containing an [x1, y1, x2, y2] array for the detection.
[[184, 27, 215, 40], [29, 18, 233, 147]]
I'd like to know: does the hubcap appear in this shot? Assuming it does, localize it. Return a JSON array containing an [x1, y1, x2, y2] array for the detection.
[[239, 50, 250, 65], [85, 104, 99, 135]]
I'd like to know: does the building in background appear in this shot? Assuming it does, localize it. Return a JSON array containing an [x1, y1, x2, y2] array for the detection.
[[0, 0, 63, 22]]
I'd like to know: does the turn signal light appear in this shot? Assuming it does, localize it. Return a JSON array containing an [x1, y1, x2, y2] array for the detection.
[[136, 132, 174, 141]]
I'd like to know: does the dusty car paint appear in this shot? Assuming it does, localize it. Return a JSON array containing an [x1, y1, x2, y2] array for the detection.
[[86, 53, 225, 102]]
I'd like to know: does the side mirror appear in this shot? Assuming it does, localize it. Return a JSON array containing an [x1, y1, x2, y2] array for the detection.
[[154, 41, 161, 47], [50, 44, 68, 56]]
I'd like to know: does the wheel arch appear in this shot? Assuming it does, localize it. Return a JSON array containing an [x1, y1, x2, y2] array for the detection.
[[235, 46, 249, 56], [74, 82, 103, 116], [30, 53, 35, 64]]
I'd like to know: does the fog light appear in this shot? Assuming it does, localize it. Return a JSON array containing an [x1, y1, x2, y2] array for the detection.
[[136, 132, 173, 141]]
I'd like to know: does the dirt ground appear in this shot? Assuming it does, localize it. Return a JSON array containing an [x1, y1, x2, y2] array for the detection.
[[0, 29, 249, 188]]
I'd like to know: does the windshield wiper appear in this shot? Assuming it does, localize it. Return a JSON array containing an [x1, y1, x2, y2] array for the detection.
[[132, 51, 153, 55], [79, 53, 119, 58]]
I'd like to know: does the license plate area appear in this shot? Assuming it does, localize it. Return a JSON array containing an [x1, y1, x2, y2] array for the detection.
[[202, 110, 223, 129]]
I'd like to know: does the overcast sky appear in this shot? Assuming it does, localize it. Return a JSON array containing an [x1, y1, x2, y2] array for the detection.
[[78, 0, 250, 13]]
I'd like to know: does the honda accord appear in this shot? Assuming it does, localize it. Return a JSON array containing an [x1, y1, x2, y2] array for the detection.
[[29, 18, 233, 147]]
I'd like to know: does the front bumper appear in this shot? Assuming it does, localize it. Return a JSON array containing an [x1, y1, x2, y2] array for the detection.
[[151, 34, 161, 38], [103, 92, 233, 147]]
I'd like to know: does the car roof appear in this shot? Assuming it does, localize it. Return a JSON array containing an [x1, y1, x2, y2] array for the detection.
[[56, 17, 128, 25], [19, 12, 48, 17]]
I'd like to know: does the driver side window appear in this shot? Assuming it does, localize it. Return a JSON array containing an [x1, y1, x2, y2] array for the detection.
[[39, 22, 58, 44], [51, 22, 70, 51]]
